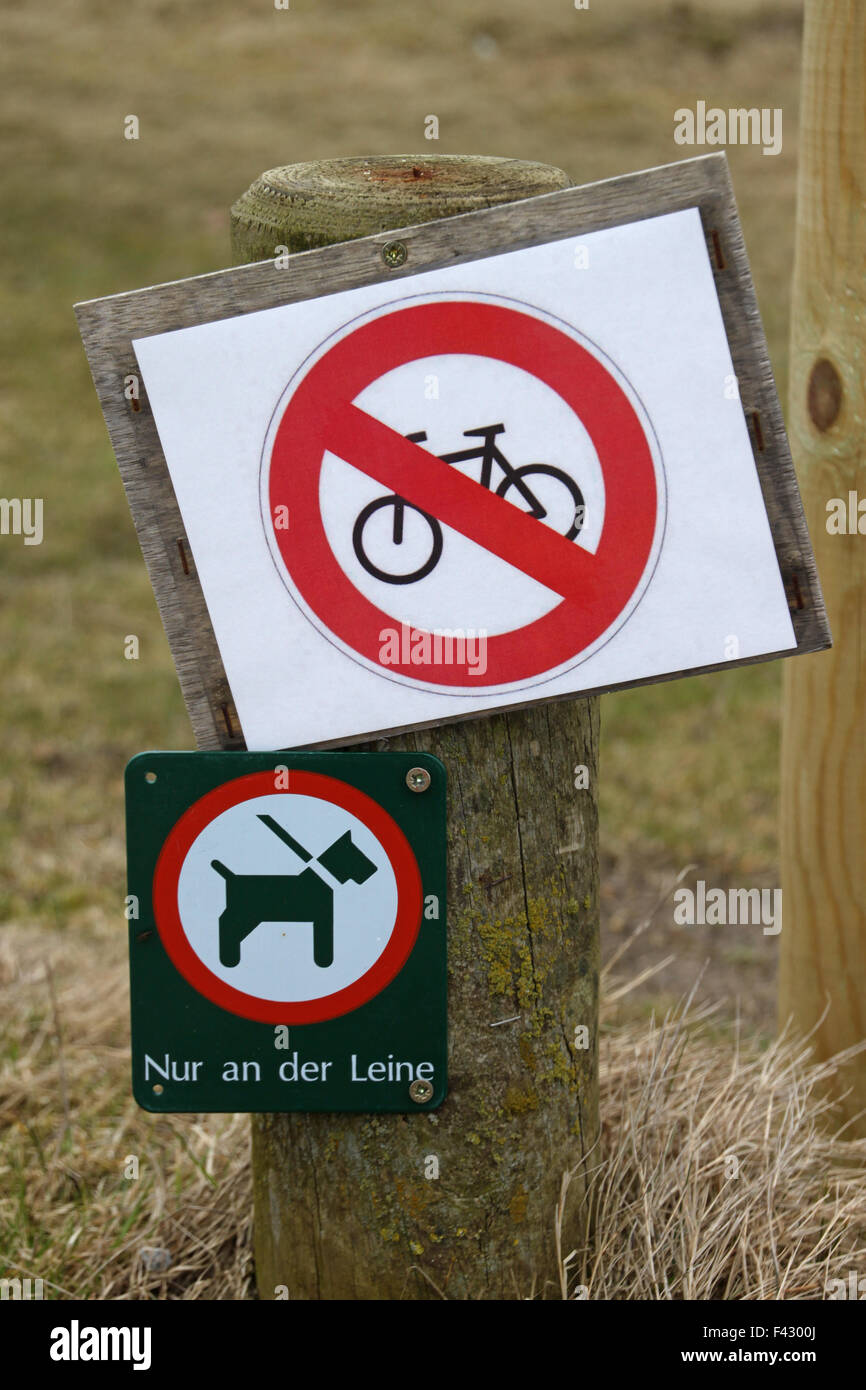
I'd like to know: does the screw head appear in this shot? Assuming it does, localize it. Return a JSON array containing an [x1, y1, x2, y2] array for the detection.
[[409, 1078, 434, 1104], [406, 766, 431, 793], [382, 240, 408, 268]]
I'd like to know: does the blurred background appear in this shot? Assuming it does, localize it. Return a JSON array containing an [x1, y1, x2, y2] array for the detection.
[[0, 0, 805, 1293]]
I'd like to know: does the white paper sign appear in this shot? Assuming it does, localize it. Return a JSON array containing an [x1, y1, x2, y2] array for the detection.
[[133, 207, 795, 749]]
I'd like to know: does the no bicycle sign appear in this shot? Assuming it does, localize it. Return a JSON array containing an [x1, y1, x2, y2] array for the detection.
[[267, 297, 659, 690], [76, 156, 828, 750]]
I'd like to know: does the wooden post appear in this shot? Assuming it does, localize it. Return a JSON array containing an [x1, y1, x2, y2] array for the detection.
[[230, 155, 600, 1300], [779, 3, 866, 1132]]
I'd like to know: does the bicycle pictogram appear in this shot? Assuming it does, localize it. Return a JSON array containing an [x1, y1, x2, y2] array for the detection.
[[351, 423, 586, 585]]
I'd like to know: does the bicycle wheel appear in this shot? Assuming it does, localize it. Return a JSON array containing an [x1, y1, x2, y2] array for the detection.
[[352, 495, 444, 585], [495, 464, 585, 540]]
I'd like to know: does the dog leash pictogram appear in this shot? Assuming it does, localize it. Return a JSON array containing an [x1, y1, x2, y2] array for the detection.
[[211, 814, 377, 970]]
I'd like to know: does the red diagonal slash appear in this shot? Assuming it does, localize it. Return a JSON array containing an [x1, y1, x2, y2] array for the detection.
[[268, 299, 658, 688], [321, 400, 601, 608]]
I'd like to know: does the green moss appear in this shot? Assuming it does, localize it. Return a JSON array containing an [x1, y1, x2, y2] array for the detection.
[[509, 1188, 529, 1223], [503, 1085, 539, 1114]]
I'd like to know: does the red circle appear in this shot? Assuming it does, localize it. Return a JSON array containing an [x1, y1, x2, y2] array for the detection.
[[268, 299, 658, 687], [152, 771, 423, 1024]]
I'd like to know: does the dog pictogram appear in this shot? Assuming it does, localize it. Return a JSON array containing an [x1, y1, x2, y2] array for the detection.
[[211, 812, 377, 969]]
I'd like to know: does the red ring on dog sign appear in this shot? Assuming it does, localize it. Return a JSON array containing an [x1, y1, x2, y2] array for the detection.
[[152, 771, 422, 1024], [267, 298, 659, 688]]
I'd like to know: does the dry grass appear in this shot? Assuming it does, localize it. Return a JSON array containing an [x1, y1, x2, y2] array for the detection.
[[560, 974, 866, 1300], [0, 924, 253, 1300], [2, 919, 865, 1300]]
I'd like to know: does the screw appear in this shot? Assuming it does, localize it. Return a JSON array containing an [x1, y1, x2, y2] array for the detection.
[[406, 766, 431, 793], [382, 240, 408, 268], [409, 1078, 434, 1104]]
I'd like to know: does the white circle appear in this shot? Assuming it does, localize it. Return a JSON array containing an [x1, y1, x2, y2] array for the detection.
[[176, 794, 398, 1003]]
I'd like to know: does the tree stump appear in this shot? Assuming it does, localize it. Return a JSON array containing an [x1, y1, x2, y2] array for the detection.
[[231, 154, 600, 1299]]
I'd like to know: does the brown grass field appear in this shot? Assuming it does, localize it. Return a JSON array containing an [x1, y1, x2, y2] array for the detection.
[[2, 0, 865, 1299]]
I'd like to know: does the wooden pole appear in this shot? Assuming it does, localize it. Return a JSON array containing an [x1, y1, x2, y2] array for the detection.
[[230, 155, 600, 1299], [779, 3, 866, 1132]]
